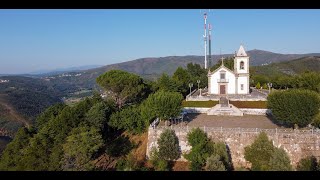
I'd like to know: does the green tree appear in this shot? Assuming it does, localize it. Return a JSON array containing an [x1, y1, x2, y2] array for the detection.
[[267, 89, 320, 127], [262, 83, 268, 89], [184, 128, 215, 171], [61, 126, 103, 171], [172, 67, 190, 96], [96, 70, 148, 108], [157, 129, 180, 161], [109, 105, 146, 134], [256, 82, 261, 89], [84, 101, 114, 132], [292, 72, 320, 93], [268, 148, 292, 171], [186, 63, 207, 88], [205, 154, 226, 171], [213, 142, 232, 170], [149, 147, 169, 171], [35, 103, 66, 130], [244, 132, 275, 171], [297, 156, 318, 171], [142, 90, 183, 121], [0, 127, 33, 170], [210, 57, 234, 71], [155, 73, 180, 93]]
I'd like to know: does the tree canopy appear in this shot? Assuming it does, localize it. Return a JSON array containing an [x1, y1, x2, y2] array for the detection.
[[96, 70, 148, 108]]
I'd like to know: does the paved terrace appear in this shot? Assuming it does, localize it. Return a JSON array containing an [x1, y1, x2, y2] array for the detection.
[[158, 114, 286, 129], [187, 87, 269, 101]]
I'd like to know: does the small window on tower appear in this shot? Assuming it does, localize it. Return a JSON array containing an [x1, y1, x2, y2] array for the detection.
[[240, 61, 245, 70], [241, 84, 244, 90]]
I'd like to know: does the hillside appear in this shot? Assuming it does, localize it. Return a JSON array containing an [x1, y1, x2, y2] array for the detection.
[[252, 56, 320, 77], [0, 76, 63, 134], [38, 50, 320, 94]]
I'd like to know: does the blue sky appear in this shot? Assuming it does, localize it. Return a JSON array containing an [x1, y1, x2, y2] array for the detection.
[[0, 9, 319, 74]]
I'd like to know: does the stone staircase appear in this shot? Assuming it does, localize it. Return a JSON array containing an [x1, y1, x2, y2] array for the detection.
[[207, 96, 244, 116]]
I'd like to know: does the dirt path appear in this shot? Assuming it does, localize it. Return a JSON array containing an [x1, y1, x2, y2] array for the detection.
[[0, 95, 30, 127]]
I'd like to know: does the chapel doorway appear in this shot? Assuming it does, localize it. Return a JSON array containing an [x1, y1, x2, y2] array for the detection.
[[220, 85, 226, 95]]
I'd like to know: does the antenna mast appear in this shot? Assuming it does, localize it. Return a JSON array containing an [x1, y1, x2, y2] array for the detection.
[[208, 23, 212, 69], [203, 12, 208, 69]]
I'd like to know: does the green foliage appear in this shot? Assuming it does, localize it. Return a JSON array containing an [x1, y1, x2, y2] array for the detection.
[[155, 73, 180, 93], [35, 103, 66, 130], [84, 101, 114, 132], [244, 132, 275, 171], [106, 135, 134, 157], [229, 101, 267, 109], [142, 90, 183, 121], [312, 113, 320, 128], [186, 63, 207, 89], [172, 67, 191, 96], [297, 156, 318, 171], [61, 126, 103, 171], [184, 128, 215, 171], [268, 148, 292, 171], [291, 72, 320, 93], [262, 83, 268, 89], [205, 154, 226, 171], [0, 127, 33, 170], [210, 57, 234, 71], [149, 147, 169, 171], [267, 89, 320, 127], [116, 154, 141, 171], [252, 75, 270, 87], [255, 82, 261, 89], [109, 105, 147, 134], [182, 100, 219, 108], [96, 70, 148, 108], [213, 142, 232, 170], [157, 129, 180, 161]]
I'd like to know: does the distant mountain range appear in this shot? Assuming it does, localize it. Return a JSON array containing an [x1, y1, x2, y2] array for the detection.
[[1, 50, 320, 135], [0, 65, 103, 77]]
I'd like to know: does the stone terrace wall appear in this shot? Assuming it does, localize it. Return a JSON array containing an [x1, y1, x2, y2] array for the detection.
[[146, 126, 320, 169]]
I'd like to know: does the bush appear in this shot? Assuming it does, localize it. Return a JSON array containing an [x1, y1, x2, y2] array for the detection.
[[157, 129, 180, 161], [149, 147, 169, 171], [184, 128, 215, 171], [182, 100, 219, 107], [312, 113, 320, 128], [205, 154, 226, 171], [268, 148, 292, 171], [297, 156, 318, 171], [256, 82, 261, 89], [229, 101, 267, 109], [262, 83, 268, 89], [244, 132, 275, 171], [267, 89, 320, 127]]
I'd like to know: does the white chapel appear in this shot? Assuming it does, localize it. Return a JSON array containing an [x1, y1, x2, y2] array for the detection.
[[208, 45, 250, 95]]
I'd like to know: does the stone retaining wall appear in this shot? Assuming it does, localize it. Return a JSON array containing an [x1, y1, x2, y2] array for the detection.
[[147, 126, 320, 169]]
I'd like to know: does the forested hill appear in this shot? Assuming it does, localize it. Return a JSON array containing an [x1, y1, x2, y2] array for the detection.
[[252, 56, 320, 77], [0, 76, 62, 134]]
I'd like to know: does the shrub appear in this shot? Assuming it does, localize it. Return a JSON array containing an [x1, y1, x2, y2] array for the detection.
[[297, 156, 318, 171], [267, 89, 320, 127], [256, 82, 261, 89], [157, 129, 180, 161], [184, 128, 215, 171], [244, 132, 275, 171], [229, 101, 267, 109], [268, 148, 292, 171], [262, 83, 268, 89], [205, 154, 226, 171], [149, 147, 169, 171], [182, 100, 219, 107], [312, 113, 320, 128]]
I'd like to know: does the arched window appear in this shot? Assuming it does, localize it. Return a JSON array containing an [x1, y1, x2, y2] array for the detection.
[[240, 61, 245, 70]]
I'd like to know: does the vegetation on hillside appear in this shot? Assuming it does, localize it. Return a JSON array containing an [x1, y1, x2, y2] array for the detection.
[[267, 89, 320, 127], [244, 132, 292, 171]]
